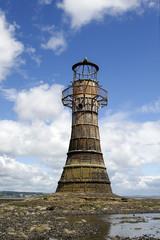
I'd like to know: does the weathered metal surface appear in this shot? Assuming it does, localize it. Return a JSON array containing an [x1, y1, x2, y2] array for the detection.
[[56, 58, 112, 193], [62, 80, 108, 109]]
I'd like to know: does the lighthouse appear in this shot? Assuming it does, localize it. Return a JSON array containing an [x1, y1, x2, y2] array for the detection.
[[56, 58, 113, 194]]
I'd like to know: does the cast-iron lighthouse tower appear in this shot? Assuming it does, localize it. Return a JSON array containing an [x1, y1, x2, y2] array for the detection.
[[56, 58, 113, 193]]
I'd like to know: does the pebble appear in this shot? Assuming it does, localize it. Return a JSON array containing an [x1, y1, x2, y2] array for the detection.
[[64, 228, 76, 234], [17, 232, 28, 239]]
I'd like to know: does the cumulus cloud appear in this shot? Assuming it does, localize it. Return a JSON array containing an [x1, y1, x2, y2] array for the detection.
[[0, 10, 24, 81], [100, 110, 160, 195], [0, 84, 71, 172], [14, 84, 64, 121], [111, 172, 160, 196], [0, 117, 70, 166], [1, 83, 160, 195], [0, 155, 55, 192], [101, 114, 160, 167], [0, 116, 70, 193], [57, 0, 156, 28], [41, 31, 67, 55]]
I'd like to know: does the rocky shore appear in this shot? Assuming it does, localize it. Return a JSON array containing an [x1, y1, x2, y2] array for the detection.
[[0, 193, 160, 239]]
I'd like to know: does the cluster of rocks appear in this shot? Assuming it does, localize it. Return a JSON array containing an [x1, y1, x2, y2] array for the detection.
[[0, 204, 97, 239], [0, 194, 160, 239], [108, 233, 160, 239], [108, 236, 160, 240]]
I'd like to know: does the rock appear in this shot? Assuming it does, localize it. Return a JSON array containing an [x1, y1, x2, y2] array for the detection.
[[76, 219, 87, 224], [30, 226, 37, 232], [14, 212, 19, 216], [7, 206, 15, 210], [36, 206, 46, 211], [76, 221, 81, 224], [63, 210, 69, 213], [152, 217, 160, 220], [31, 212, 35, 215], [121, 215, 131, 219], [55, 216, 65, 220], [8, 232, 17, 236], [17, 232, 28, 239], [19, 211, 25, 216], [64, 228, 76, 234], [134, 227, 142, 230], [30, 224, 51, 233], [7, 227, 15, 232], [81, 219, 87, 223], [129, 219, 140, 223], [47, 206, 55, 211], [103, 207, 108, 210], [49, 238, 59, 240], [7, 227, 17, 236]]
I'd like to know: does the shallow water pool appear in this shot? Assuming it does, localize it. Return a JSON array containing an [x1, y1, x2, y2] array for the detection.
[[66, 213, 160, 240]]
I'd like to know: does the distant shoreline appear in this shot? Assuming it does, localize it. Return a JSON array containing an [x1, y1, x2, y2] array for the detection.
[[0, 198, 25, 201]]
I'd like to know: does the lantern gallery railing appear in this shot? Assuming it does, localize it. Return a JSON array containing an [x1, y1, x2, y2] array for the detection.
[[62, 84, 108, 109]]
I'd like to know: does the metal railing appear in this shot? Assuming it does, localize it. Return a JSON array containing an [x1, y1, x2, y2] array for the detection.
[[62, 84, 108, 109]]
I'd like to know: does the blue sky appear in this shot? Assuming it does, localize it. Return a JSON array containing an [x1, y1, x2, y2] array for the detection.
[[0, 0, 159, 196]]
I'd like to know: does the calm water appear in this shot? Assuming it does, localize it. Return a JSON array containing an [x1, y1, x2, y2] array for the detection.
[[66, 213, 160, 240]]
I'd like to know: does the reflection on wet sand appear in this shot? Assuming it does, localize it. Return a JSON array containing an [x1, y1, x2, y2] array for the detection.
[[66, 215, 111, 240]]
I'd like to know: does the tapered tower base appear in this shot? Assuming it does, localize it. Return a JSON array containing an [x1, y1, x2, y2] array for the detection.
[[56, 182, 112, 193], [56, 151, 112, 193]]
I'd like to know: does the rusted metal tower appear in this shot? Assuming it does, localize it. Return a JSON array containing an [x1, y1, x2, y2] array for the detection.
[[56, 58, 112, 193]]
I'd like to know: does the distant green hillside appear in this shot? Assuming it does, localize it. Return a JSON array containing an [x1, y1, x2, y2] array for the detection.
[[0, 191, 49, 199]]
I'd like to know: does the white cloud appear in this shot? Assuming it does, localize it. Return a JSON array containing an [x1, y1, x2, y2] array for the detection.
[[100, 110, 160, 195], [0, 155, 55, 192], [0, 87, 17, 101], [38, 0, 52, 5], [14, 84, 65, 121], [25, 46, 41, 66], [0, 116, 70, 171], [0, 10, 24, 81], [41, 31, 67, 55], [0, 83, 71, 192], [139, 97, 160, 113], [1, 83, 160, 195], [148, 1, 157, 8], [101, 111, 160, 167], [0, 84, 71, 171], [41, 24, 55, 34], [57, 0, 156, 28], [0, 119, 70, 169], [111, 172, 160, 196]]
